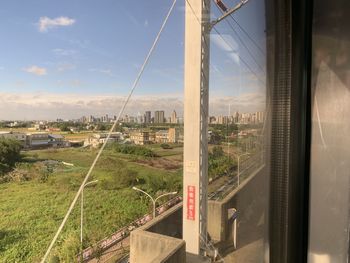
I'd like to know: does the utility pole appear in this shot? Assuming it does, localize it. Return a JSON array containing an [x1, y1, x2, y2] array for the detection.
[[183, 0, 210, 256], [183, 0, 250, 257]]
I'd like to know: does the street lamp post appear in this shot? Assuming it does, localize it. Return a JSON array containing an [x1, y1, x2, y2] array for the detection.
[[132, 187, 177, 219], [234, 153, 250, 186], [80, 180, 98, 248]]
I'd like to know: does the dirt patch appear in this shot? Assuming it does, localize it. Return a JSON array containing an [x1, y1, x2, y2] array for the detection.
[[135, 157, 182, 171]]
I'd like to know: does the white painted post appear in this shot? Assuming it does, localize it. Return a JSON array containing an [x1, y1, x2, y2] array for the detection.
[[183, 0, 210, 256]]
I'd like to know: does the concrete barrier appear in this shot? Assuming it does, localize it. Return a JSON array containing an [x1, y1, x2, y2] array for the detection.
[[208, 165, 267, 248], [129, 166, 268, 262], [130, 203, 186, 263], [130, 230, 185, 263]]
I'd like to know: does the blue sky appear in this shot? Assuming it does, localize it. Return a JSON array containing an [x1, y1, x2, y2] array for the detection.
[[0, 0, 266, 120]]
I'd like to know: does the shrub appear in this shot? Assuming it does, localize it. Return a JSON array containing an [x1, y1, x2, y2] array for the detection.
[[208, 146, 235, 180], [0, 138, 22, 176], [160, 143, 172, 149], [101, 167, 138, 190], [57, 234, 80, 263], [109, 143, 157, 157]]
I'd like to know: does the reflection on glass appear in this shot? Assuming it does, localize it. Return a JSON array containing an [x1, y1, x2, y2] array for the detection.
[[207, 0, 269, 261], [309, 0, 350, 262]]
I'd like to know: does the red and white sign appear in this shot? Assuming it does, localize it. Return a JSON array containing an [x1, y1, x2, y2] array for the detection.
[[187, 185, 196, 220]]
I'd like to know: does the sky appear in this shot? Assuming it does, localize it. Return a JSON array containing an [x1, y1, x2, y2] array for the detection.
[[0, 0, 267, 120]]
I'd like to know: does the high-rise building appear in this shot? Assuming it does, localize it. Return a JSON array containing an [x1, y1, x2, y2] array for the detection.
[[217, 115, 228, 124], [241, 113, 251, 124], [137, 114, 144, 124], [145, 111, 151, 123], [256, 111, 265, 123], [101, 114, 109, 123], [88, 115, 95, 123], [233, 111, 240, 123], [80, 116, 87, 123], [171, 110, 178, 124], [154, 111, 165, 123]]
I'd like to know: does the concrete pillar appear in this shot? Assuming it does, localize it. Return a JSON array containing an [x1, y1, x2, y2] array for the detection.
[[183, 0, 210, 256]]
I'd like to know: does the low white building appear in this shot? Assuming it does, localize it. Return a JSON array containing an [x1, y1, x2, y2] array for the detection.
[[85, 132, 123, 148], [26, 132, 50, 148], [155, 130, 169, 143]]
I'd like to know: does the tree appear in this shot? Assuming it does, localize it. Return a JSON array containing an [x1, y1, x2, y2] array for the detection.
[[95, 124, 107, 131], [209, 130, 223, 144], [208, 146, 234, 180], [211, 146, 224, 158], [160, 143, 172, 149], [0, 138, 22, 176], [59, 123, 70, 132]]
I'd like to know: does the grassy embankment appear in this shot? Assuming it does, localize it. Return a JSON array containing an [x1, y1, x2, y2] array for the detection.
[[0, 144, 182, 262]]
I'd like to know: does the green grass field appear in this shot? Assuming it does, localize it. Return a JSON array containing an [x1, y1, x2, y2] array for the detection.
[[0, 146, 182, 262]]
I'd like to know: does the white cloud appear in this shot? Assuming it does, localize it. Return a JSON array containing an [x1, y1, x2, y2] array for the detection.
[[212, 34, 240, 65], [52, 48, 77, 56], [89, 68, 113, 76], [57, 63, 76, 72], [38, 16, 75, 32], [0, 92, 266, 120], [23, 65, 47, 76], [210, 93, 266, 115], [212, 34, 238, 52], [144, 20, 149, 27]]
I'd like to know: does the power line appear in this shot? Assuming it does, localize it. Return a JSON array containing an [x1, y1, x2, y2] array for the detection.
[[212, 1, 265, 73], [40, 1, 177, 262], [212, 26, 266, 87], [230, 15, 266, 55], [227, 18, 265, 72], [186, 0, 265, 87], [212, 0, 266, 55]]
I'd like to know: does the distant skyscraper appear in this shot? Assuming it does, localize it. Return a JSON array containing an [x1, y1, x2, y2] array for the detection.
[[256, 111, 265, 123], [137, 114, 144, 124], [171, 110, 178, 124], [233, 111, 240, 123], [154, 111, 165, 123], [145, 111, 151, 123], [88, 115, 95, 123]]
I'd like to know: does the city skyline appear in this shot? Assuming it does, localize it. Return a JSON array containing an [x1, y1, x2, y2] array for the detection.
[[0, 92, 265, 121], [1, 108, 265, 125]]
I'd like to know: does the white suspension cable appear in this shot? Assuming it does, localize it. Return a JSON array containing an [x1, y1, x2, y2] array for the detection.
[[40, 0, 177, 261]]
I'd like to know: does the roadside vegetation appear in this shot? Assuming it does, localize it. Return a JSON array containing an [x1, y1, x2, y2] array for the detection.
[[0, 144, 182, 262], [0, 138, 22, 181], [208, 146, 235, 181], [108, 143, 158, 158]]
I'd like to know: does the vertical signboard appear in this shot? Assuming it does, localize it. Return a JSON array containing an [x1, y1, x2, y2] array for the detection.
[[187, 186, 196, 220]]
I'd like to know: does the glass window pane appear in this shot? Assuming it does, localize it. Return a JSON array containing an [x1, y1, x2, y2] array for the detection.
[[309, 0, 350, 262]]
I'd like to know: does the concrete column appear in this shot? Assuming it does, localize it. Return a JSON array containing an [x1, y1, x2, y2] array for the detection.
[[183, 0, 210, 255]]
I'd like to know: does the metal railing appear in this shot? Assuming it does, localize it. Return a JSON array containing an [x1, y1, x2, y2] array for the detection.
[[80, 195, 182, 262]]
